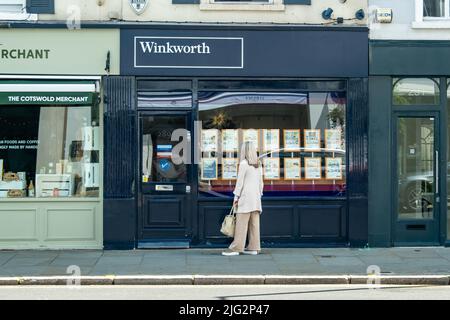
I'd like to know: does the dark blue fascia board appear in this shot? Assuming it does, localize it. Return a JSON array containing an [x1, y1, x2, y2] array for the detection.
[[1, 21, 369, 32], [370, 39, 450, 76]]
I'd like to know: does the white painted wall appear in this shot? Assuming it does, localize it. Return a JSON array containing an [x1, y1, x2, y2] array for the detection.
[[370, 0, 450, 40], [36, 0, 367, 25]]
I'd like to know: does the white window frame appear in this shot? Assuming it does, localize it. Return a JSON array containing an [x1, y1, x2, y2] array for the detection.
[[200, 0, 285, 11], [0, 0, 37, 21], [413, 0, 450, 28]]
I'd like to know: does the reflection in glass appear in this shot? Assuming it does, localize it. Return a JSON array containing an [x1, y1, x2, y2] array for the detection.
[[141, 115, 187, 183], [0, 105, 100, 198], [397, 117, 435, 220], [393, 78, 440, 105], [198, 91, 346, 197]]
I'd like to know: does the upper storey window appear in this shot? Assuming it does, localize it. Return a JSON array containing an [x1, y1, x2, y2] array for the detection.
[[413, 0, 450, 28], [423, 0, 449, 18]]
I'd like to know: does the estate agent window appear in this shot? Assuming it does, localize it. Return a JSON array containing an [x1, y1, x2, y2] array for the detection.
[[0, 103, 100, 198], [198, 91, 346, 197]]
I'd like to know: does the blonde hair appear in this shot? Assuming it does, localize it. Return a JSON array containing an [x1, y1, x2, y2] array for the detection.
[[240, 141, 259, 168]]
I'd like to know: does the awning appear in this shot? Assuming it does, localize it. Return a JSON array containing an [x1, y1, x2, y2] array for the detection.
[[0, 81, 98, 105]]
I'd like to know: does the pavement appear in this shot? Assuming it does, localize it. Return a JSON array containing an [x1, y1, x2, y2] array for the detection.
[[0, 247, 450, 285]]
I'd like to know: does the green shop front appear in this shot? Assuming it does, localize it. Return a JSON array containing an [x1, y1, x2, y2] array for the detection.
[[0, 28, 119, 249], [369, 40, 450, 247]]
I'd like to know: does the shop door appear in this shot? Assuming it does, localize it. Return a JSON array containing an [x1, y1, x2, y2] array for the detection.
[[138, 112, 194, 247], [394, 113, 441, 245]]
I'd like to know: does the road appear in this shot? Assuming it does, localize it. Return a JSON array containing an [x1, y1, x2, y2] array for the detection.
[[0, 285, 450, 300]]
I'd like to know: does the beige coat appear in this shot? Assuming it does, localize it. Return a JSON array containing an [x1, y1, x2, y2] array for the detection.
[[233, 160, 264, 214]]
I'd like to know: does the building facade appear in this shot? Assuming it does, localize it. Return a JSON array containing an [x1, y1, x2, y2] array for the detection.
[[369, 0, 450, 246], [0, 0, 369, 249]]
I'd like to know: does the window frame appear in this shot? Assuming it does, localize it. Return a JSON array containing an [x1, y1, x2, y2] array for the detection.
[[0, 0, 37, 21], [199, 0, 285, 12], [414, 0, 450, 28]]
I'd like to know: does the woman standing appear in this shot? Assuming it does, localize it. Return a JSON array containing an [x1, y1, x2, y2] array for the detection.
[[222, 141, 264, 256]]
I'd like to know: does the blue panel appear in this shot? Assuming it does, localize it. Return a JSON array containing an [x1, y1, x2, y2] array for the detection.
[[347, 78, 369, 246], [103, 76, 136, 199]]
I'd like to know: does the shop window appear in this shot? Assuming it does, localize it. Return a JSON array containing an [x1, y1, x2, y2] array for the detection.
[[0, 104, 100, 198], [198, 91, 346, 197], [393, 78, 440, 105]]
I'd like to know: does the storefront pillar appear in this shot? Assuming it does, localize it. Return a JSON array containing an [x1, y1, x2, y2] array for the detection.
[[103, 76, 137, 249]]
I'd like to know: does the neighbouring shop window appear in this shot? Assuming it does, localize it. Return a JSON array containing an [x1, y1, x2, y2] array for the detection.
[[393, 78, 440, 105], [0, 104, 100, 198], [198, 91, 346, 197], [423, 0, 449, 18]]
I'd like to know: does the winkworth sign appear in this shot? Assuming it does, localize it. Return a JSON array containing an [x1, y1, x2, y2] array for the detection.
[[134, 36, 244, 69], [121, 28, 368, 77]]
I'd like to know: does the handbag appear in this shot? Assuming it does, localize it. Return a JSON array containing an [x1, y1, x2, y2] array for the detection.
[[220, 205, 236, 238]]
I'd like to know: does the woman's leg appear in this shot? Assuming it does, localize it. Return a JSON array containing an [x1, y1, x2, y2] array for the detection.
[[246, 211, 261, 251], [229, 213, 250, 252]]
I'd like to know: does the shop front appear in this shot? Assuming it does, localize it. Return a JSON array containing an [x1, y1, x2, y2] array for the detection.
[[104, 25, 369, 249], [369, 40, 450, 247], [0, 28, 119, 249]]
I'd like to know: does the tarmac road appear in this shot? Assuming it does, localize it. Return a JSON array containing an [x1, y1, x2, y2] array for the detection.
[[0, 285, 450, 300]]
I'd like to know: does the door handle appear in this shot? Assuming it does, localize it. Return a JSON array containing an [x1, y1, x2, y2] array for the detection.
[[435, 150, 439, 194]]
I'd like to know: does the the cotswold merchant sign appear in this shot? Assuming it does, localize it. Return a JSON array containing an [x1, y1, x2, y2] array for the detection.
[[134, 36, 244, 69], [0, 92, 94, 105], [0, 29, 119, 75], [1, 48, 51, 60]]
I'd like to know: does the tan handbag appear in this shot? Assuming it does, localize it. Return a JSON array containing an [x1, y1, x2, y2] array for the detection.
[[220, 205, 236, 238]]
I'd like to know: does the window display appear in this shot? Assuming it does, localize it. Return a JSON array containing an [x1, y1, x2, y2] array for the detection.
[[198, 91, 346, 197], [222, 129, 238, 153], [222, 158, 238, 180], [304, 158, 322, 180], [283, 130, 301, 151], [0, 104, 100, 198], [262, 129, 280, 152], [263, 158, 280, 180], [325, 129, 343, 151], [284, 158, 301, 180], [243, 129, 259, 150], [325, 157, 343, 180], [201, 158, 218, 180], [201, 129, 219, 153], [304, 129, 321, 151]]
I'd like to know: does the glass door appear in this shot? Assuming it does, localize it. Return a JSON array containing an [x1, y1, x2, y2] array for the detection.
[[138, 112, 194, 245], [394, 113, 440, 245]]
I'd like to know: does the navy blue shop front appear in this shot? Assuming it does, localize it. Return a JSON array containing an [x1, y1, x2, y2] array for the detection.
[[103, 25, 368, 249]]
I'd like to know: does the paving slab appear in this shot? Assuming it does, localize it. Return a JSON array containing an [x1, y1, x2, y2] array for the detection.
[[50, 257, 99, 267], [0, 252, 16, 266], [3, 257, 56, 268], [316, 256, 365, 267]]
